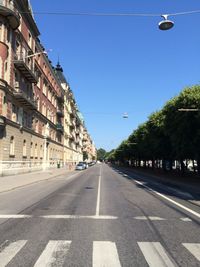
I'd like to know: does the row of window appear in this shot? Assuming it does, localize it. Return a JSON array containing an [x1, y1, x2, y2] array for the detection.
[[9, 137, 62, 160], [9, 137, 43, 159]]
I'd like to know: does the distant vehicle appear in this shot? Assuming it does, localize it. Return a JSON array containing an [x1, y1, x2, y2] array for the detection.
[[75, 163, 85, 170], [78, 162, 88, 169]]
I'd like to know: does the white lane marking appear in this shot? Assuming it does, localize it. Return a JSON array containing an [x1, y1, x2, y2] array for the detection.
[[0, 240, 27, 267], [180, 217, 192, 222], [134, 179, 200, 219], [95, 167, 102, 216], [138, 242, 175, 267], [93, 241, 121, 267], [134, 216, 148, 220], [183, 243, 200, 261], [34, 240, 71, 267], [0, 215, 31, 218], [148, 216, 166, 221], [41, 215, 118, 219], [134, 216, 165, 221]]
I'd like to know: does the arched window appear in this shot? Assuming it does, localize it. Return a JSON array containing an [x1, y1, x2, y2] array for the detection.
[[9, 136, 15, 156], [23, 140, 27, 157]]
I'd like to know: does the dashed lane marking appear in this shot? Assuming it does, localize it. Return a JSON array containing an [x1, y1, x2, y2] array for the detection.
[[41, 215, 118, 219], [134, 216, 166, 221], [0, 214, 195, 222], [180, 217, 192, 222]]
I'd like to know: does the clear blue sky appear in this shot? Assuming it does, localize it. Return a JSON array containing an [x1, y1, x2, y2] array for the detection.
[[31, 0, 200, 151]]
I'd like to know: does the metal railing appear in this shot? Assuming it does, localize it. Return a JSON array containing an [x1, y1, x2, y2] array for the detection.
[[14, 52, 35, 72], [13, 88, 37, 107]]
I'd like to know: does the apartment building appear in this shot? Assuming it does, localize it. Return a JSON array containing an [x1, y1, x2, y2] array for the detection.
[[82, 128, 97, 162], [55, 63, 84, 168], [0, 0, 95, 175]]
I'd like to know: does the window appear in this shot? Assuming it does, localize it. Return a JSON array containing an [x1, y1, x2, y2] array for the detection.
[[40, 145, 43, 159], [28, 31, 32, 47], [9, 136, 15, 156], [30, 142, 33, 158], [23, 140, 27, 157], [5, 62, 8, 73], [0, 22, 3, 42], [7, 27, 11, 43], [35, 144, 38, 158], [35, 119, 39, 132]]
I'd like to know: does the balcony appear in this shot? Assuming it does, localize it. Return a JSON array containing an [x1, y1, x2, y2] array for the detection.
[[0, 0, 20, 29], [69, 134, 75, 141], [13, 89, 37, 110], [56, 109, 64, 117], [56, 123, 64, 133], [14, 53, 38, 83], [70, 110, 76, 119], [70, 124, 75, 130], [57, 92, 64, 103]]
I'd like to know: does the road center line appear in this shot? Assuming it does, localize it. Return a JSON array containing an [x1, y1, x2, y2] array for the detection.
[[134, 179, 200, 219], [95, 167, 102, 216]]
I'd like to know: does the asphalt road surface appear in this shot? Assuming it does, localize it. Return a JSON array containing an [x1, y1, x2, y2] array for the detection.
[[0, 163, 199, 266]]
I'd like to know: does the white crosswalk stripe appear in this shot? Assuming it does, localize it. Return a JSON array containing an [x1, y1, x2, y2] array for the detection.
[[182, 243, 200, 261], [93, 241, 121, 267], [0, 240, 199, 266], [0, 240, 27, 267], [138, 242, 175, 267], [33, 240, 71, 267]]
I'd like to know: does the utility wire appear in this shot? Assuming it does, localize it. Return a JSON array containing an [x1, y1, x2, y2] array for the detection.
[[19, 9, 200, 17]]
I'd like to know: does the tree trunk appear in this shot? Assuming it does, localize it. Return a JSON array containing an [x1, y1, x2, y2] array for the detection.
[[152, 159, 155, 170], [197, 158, 200, 176], [180, 159, 185, 175]]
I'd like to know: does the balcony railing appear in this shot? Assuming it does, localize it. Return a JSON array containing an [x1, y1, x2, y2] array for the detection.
[[14, 53, 38, 83], [56, 109, 64, 117], [13, 89, 37, 110], [56, 123, 64, 133], [57, 93, 64, 103], [0, 0, 20, 29]]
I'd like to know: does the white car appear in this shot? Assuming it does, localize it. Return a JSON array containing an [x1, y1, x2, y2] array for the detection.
[[75, 163, 85, 170]]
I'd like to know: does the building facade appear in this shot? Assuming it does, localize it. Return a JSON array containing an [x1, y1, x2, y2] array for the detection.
[[0, 0, 96, 176]]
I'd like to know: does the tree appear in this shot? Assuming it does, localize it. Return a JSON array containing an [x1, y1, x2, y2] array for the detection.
[[97, 148, 107, 161], [83, 151, 88, 161]]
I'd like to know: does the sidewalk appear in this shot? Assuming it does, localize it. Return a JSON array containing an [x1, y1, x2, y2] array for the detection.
[[0, 167, 76, 193]]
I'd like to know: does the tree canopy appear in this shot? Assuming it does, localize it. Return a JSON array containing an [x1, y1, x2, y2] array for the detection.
[[107, 85, 200, 174]]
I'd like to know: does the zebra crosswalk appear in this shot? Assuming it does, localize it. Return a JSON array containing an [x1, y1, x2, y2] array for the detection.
[[0, 240, 199, 266]]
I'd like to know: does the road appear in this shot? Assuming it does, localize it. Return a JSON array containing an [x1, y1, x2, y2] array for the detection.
[[0, 163, 199, 266]]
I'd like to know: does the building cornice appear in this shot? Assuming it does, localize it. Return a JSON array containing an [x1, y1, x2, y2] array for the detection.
[[17, 0, 40, 37]]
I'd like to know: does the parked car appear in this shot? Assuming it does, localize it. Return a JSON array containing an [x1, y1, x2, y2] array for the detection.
[[75, 163, 85, 170], [78, 162, 88, 169]]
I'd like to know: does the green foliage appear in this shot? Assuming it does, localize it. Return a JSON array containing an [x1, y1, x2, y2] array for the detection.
[[110, 85, 200, 173], [83, 151, 88, 161], [97, 148, 107, 161]]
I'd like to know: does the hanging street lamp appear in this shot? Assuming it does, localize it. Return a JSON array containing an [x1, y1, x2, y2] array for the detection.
[[158, 15, 174, 30]]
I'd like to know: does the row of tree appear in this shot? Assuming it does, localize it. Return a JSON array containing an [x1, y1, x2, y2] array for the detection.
[[106, 85, 200, 175]]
